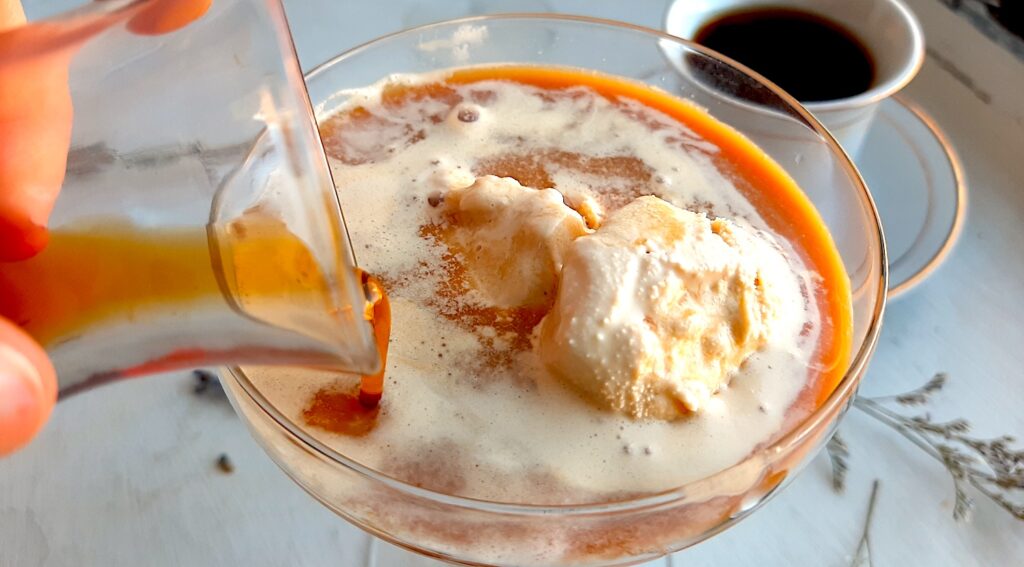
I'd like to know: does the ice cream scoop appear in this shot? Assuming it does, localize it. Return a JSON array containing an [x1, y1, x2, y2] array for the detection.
[[538, 196, 783, 420], [440, 175, 590, 309]]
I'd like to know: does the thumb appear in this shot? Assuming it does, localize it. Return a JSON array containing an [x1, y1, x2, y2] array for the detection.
[[0, 317, 56, 455]]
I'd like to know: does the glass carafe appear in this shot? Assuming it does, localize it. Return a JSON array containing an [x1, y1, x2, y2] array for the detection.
[[0, 0, 380, 396]]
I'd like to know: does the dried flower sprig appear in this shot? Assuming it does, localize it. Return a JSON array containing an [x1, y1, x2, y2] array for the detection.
[[827, 433, 850, 493], [849, 373, 1024, 522], [879, 372, 947, 407]]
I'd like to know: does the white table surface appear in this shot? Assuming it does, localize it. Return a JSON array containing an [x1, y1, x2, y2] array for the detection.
[[4, 1, 1024, 565]]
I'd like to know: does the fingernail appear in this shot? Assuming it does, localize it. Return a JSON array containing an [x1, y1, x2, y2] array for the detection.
[[0, 216, 49, 261], [0, 344, 47, 455]]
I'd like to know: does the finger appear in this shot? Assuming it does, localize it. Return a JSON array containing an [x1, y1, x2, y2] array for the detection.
[[0, 0, 72, 260], [128, 0, 211, 36], [0, 317, 56, 455], [0, 0, 24, 32], [0, 55, 72, 261]]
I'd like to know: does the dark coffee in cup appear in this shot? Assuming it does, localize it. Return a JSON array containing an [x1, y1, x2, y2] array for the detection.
[[694, 7, 874, 102], [664, 0, 924, 157]]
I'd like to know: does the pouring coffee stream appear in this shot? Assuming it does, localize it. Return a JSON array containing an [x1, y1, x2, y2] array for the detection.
[[357, 270, 391, 409]]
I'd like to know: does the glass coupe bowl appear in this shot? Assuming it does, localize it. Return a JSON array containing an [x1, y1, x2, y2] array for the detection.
[[222, 14, 886, 567]]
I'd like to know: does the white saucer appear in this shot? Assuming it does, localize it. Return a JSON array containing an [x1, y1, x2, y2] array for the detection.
[[856, 96, 966, 299]]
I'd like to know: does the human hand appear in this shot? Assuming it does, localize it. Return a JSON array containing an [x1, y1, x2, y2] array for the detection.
[[0, 0, 63, 455], [0, 0, 211, 455]]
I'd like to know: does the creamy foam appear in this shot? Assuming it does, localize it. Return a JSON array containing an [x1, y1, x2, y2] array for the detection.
[[245, 72, 823, 504]]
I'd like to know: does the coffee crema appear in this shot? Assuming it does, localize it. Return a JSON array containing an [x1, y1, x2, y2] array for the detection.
[[243, 65, 853, 510]]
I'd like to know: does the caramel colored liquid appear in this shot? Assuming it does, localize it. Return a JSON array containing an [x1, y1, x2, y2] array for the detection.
[[0, 217, 330, 345], [0, 215, 391, 396], [0, 225, 220, 346], [356, 270, 391, 408], [303, 387, 380, 436]]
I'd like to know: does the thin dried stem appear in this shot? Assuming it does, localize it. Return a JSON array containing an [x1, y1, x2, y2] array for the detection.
[[851, 373, 1024, 522], [850, 480, 880, 567], [870, 373, 947, 407]]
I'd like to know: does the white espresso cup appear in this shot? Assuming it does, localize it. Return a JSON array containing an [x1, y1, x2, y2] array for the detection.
[[664, 0, 925, 158]]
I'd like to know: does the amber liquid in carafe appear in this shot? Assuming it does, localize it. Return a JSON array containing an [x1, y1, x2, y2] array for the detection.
[[0, 215, 391, 399]]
